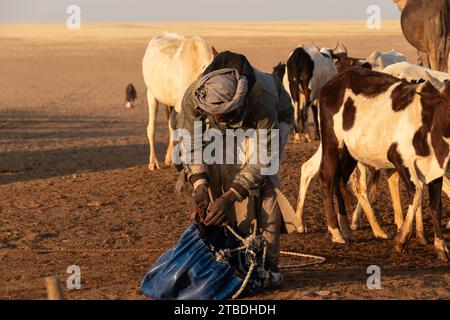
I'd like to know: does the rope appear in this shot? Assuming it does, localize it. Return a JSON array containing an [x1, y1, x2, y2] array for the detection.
[[280, 250, 326, 269], [1, 247, 166, 254], [232, 262, 256, 300]]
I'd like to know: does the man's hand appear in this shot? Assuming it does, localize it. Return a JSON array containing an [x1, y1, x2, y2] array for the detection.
[[192, 184, 210, 209], [204, 190, 238, 226]]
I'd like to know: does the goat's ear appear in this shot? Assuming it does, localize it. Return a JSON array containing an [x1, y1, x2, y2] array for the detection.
[[212, 46, 219, 57], [416, 91, 436, 100], [425, 72, 445, 92]]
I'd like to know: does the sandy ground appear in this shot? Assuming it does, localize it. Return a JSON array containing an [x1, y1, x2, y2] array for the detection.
[[0, 22, 448, 300]]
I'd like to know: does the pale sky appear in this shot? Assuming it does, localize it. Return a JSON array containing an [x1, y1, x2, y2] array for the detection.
[[0, 0, 400, 23]]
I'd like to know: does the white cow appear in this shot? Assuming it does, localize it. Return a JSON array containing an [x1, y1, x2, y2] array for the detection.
[[318, 68, 449, 260], [366, 49, 407, 72], [383, 61, 450, 83], [349, 62, 450, 238], [283, 44, 338, 142], [142, 33, 215, 170], [297, 63, 450, 241]]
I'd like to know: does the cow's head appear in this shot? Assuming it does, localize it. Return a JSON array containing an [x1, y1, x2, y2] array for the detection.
[[272, 62, 286, 82], [424, 72, 450, 101], [421, 73, 450, 141], [125, 83, 137, 109]]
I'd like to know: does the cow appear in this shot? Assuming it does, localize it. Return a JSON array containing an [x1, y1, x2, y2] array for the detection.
[[317, 67, 449, 261], [142, 33, 215, 170], [349, 62, 450, 235], [284, 44, 338, 142], [383, 61, 450, 83], [297, 63, 450, 243], [394, 0, 450, 72], [366, 49, 407, 72], [125, 83, 137, 109], [322, 42, 372, 73]]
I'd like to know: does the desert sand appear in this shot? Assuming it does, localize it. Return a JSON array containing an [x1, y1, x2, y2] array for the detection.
[[0, 22, 448, 300]]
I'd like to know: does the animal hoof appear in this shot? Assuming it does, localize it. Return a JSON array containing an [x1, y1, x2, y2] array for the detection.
[[297, 225, 308, 234], [350, 223, 362, 231], [338, 215, 355, 241], [294, 134, 302, 143], [148, 162, 161, 170], [164, 158, 173, 167], [329, 228, 347, 244], [332, 236, 347, 244], [393, 234, 404, 254], [435, 249, 449, 262], [374, 231, 390, 240], [416, 234, 428, 246]]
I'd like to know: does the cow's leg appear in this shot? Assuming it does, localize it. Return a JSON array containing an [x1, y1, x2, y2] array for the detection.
[[349, 167, 364, 230], [440, 176, 450, 230], [300, 104, 312, 143], [428, 178, 448, 261], [164, 106, 175, 167], [394, 179, 422, 255], [295, 144, 322, 233], [387, 170, 403, 230], [336, 148, 358, 241], [387, 170, 426, 244], [353, 165, 389, 239], [146, 91, 160, 170], [442, 176, 450, 199], [311, 100, 320, 140], [293, 100, 302, 142], [350, 166, 379, 230], [415, 204, 428, 245], [319, 142, 346, 244]]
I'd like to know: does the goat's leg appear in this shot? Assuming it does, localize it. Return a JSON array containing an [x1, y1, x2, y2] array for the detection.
[[146, 91, 160, 170], [350, 166, 379, 230], [349, 168, 364, 230], [387, 170, 427, 244], [293, 100, 302, 142], [295, 144, 322, 233], [387, 170, 403, 230], [319, 143, 346, 244], [353, 164, 389, 239], [394, 180, 423, 255], [428, 178, 448, 261], [311, 101, 320, 140], [335, 148, 357, 242], [415, 204, 428, 245], [442, 176, 450, 199]]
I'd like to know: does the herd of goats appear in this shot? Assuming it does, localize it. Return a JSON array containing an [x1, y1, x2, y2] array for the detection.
[[124, 0, 450, 262]]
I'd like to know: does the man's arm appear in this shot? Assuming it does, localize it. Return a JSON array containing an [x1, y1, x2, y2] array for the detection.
[[178, 82, 208, 190], [230, 112, 278, 201]]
